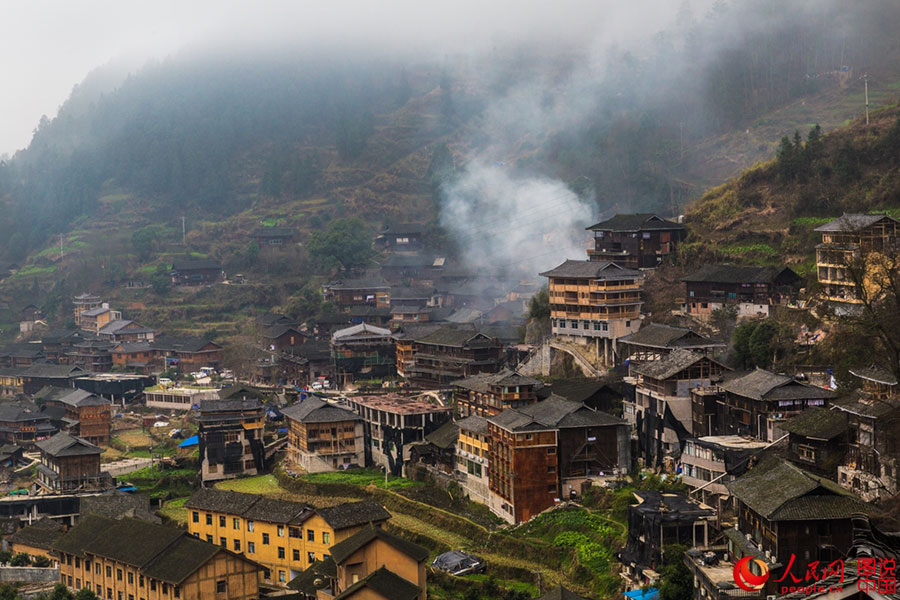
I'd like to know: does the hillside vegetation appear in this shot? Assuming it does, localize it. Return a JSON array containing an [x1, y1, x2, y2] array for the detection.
[[685, 106, 900, 268]]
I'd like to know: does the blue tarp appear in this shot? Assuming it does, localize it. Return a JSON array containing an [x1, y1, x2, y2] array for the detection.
[[116, 486, 138, 493], [178, 435, 199, 448], [624, 589, 659, 600], [277, 428, 288, 434]]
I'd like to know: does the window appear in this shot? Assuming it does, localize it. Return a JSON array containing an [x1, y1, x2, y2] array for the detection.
[[548, 465, 556, 473], [293, 549, 300, 561], [548, 485, 556, 492], [96, 585, 101, 596], [278, 547, 285, 559], [233, 518, 240, 530], [193, 532, 199, 538], [247, 520, 254, 532], [174, 587, 180, 599], [139, 576, 144, 588], [215, 580, 227, 594], [233, 539, 241, 551], [262, 533, 270, 545], [76, 579, 81, 589], [162, 584, 168, 595], [307, 530, 315, 542], [76, 557, 81, 568], [263, 569, 271, 580], [547, 447, 556, 454], [277, 525, 285, 537], [322, 532, 330, 545], [219, 537, 226, 547], [279, 570, 286, 583], [206, 535, 213, 543], [308, 552, 316, 564], [118, 591, 122, 600], [106, 567, 112, 578], [206, 513, 212, 525], [247, 542, 255, 554], [128, 573, 134, 584], [96, 563, 101, 575], [192, 511, 199, 523], [107, 588, 112, 599]]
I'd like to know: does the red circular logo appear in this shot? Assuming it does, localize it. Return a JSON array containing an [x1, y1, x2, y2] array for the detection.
[[733, 556, 770, 591]]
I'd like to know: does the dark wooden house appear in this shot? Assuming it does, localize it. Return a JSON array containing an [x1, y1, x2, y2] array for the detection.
[[250, 227, 296, 247], [452, 369, 542, 418], [404, 326, 504, 388], [197, 398, 266, 483], [374, 223, 424, 251], [35, 431, 112, 493], [170, 259, 223, 286], [36, 386, 112, 445], [781, 406, 848, 480], [681, 264, 801, 319], [586, 213, 686, 268]]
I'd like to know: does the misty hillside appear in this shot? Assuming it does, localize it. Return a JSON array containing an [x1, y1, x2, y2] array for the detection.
[[1, 0, 900, 336], [685, 105, 900, 268]]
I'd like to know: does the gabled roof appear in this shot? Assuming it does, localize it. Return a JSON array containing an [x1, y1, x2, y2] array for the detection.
[[539, 260, 641, 280], [333, 566, 421, 600], [261, 324, 305, 339], [548, 379, 618, 405], [456, 415, 489, 435], [36, 432, 102, 458], [618, 323, 721, 350], [332, 323, 392, 341], [849, 366, 898, 387], [451, 369, 540, 393], [22, 363, 85, 378], [587, 213, 684, 232], [99, 320, 155, 336], [414, 326, 494, 347], [680, 264, 800, 285], [8, 517, 65, 551], [632, 349, 726, 381], [152, 336, 222, 353], [815, 213, 900, 232], [35, 386, 109, 407], [171, 259, 221, 271], [721, 368, 835, 402], [184, 488, 260, 515], [726, 455, 869, 521], [380, 223, 424, 235], [381, 254, 435, 268], [281, 396, 360, 424], [325, 277, 390, 291], [250, 227, 295, 238], [489, 396, 625, 432], [781, 407, 848, 441], [424, 421, 459, 449], [329, 526, 428, 565], [316, 500, 391, 530]]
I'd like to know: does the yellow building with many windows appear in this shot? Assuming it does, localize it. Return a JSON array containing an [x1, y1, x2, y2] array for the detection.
[[184, 488, 391, 586]]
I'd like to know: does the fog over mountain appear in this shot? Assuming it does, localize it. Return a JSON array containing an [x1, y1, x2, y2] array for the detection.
[[1, 0, 898, 278]]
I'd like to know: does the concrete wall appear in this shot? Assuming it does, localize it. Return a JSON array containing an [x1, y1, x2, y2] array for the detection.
[[0, 567, 59, 583]]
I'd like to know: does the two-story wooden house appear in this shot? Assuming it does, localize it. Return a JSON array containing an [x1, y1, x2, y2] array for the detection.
[[403, 326, 504, 388], [452, 369, 542, 418], [171, 259, 223, 286], [586, 213, 686, 268], [197, 398, 265, 483], [322, 277, 391, 310], [780, 406, 848, 480], [35, 387, 111, 445], [617, 323, 724, 372], [35, 431, 113, 493], [681, 264, 801, 319], [281, 395, 364, 473]]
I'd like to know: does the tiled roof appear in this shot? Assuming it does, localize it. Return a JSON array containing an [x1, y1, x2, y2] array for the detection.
[[547, 379, 616, 404], [183, 488, 261, 515], [815, 213, 899, 232], [424, 421, 459, 449], [618, 323, 720, 350], [242, 497, 308, 523], [586, 213, 684, 232], [333, 566, 420, 600], [329, 526, 428, 565], [171, 259, 221, 271], [152, 336, 221, 353], [721, 368, 835, 402], [539, 260, 641, 279], [8, 518, 65, 551], [332, 323, 392, 341], [36, 432, 102, 458], [680, 264, 799, 284], [456, 415, 489, 435], [325, 277, 390, 290], [632, 349, 716, 380], [35, 387, 109, 407], [316, 500, 391, 530], [781, 407, 847, 440], [414, 326, 493, 347], [849, 366, 898, 386], [489, 396, 624, 432], [251, 227, 295, 238], [451, 369, 540, 393], [726, 455, 868, 521], [281, 396, 360, 424]]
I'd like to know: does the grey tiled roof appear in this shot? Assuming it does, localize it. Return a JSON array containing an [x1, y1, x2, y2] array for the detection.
[[452, 369, 540, 393], [618, 323, 720, 350], [455, 415, 489, 435], [632, 349, 715, 380], [316, 500, 391, 530], [726, 455, 868, 520], [586, 213, 684, 232], [721, 368, 835, 402], [424, 421, 459, 449], [539, 260, 641, 279], [680, 264, 799, 284], [281, 396, 360, 424], [850, 366, 898, 386], [815, 213, 899, 232], [183, 488, 261, 515], [489, 396, 624, 432], [329, 526, 427, 565], [334, 567, 421, 600], [781, 407, 847, 440], [36, 432, 102, 457]]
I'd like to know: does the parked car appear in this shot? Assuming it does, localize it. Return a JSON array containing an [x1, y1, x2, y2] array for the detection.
[[432, 551, 485, 576]]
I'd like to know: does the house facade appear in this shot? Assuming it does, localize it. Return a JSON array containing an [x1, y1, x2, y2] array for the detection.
[[281, 396, 364, 473], [35, 432, 113, 493], [540, 259, 643, 366], [197, 398, 266, 483], [452, 369, 542, 418], [586, 213, 686, 268], [681, 264, 801, 319]]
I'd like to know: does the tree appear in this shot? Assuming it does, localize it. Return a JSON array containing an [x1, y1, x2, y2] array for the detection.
[[528, 286, 550, 320], [732, 321, 756, 369], [658, 544, 692, 600], [33, 555, 51, 567], [74, 588, 99, 600], [306, 217, 372, 270], [748, 320, 778, 368], [0, 550, 11, 564], [245, 241, 260, 266], [150, 265, 171, 296], [9, 553, 30, 566], [0, 584, 17, 600], [132, 225, 164, 262], [49, 584, 73, 600]]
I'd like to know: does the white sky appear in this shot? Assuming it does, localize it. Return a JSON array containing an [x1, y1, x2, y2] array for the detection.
[[0, 0, 681, 155]]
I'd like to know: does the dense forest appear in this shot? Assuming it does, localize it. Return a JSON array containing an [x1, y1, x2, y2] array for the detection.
[[0, 0, 899, 264]]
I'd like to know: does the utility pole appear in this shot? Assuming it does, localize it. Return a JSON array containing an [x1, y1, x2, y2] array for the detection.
[[59, 234, 64, 259], [864, 73, 870, 125], [181, 216, 186, 244]]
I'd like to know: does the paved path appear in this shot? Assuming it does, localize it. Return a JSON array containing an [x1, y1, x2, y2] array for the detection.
[[103, 457, 152, 477]]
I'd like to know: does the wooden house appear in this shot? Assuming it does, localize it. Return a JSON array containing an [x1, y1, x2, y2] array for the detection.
[[171, 259, 223, 286], [681, 264, 801, 319], [586, 213, 686, 268], [281, 396, 364, 473], [35, 432, 112, 493]]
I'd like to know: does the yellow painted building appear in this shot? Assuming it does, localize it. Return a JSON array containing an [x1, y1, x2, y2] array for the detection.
[[184, 488, 391, 586], [455, 415, 490, 506], [52, 515, 260, 600]]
